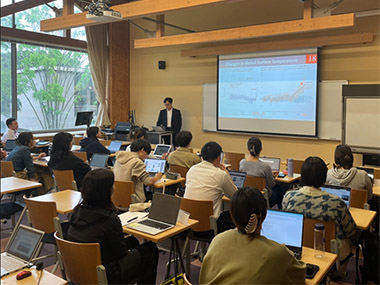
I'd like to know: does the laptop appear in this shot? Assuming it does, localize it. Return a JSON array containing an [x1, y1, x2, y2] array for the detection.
[[90, 153, 109, 169], [259, 157, 281, 172], [126, 193, 181, 235], [1, 225, 44, 277], [4, 140, 17, 152], [261, 209, 304, 259], [357, 167, 374, 181], [152, 126, 165, 132], [145, 158, 166, 177], [153, 144, 171, 158], [108, 141, 123, 153], [229, 170, 247, 189], [320, 184, 351, 207]]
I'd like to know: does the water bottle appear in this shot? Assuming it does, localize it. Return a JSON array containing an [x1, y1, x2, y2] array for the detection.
[[314, 223, 325, 258], [287, 158, 294, 177]]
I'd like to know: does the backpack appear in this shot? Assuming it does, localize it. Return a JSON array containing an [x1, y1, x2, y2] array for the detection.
[[355, 230, 380, 284]]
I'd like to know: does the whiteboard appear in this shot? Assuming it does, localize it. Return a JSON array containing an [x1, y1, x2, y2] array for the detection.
[[203, 80, 347, 140]]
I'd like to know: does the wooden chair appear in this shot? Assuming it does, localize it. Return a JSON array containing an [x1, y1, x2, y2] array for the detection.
[[72, 136, 83, 145], [374, 168, 380, 186], [111, 181, 134, 211], [244, 175, 269, 207], [291, 159, 304, 174], [224, 152, 245, 171], [53, 169, 77, 191], [54, 233, 108, 285], [99, 139, 112, 147], [350, 189, 369, 209], [72, 151, 87, 162], [1, 161, 15, 177], [169, 164, 189, 188]]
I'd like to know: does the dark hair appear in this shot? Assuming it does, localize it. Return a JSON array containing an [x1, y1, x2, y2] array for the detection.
[[16, 132, 33, 147], [163, 97, 173, 104], [334, 144, 353, 169], [176, 131, 192, 147], [6, 118, 16, 127], [130, 139, 151, 154], [301, 156, 327, 188], [201, 141, 222, 162], [80, 169, 115, 211], [230, 187, 267, 239], [86, 126, 99, 140], [128, 127, 147, 141], [50, 132, 73, 163], [247, 136, 262, 157]]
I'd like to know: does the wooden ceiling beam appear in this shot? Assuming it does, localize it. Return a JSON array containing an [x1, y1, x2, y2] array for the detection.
[[134, 13, 355, 49], [303, 0, 313, 19], [40, 0, 240, 32], [1, 0, 55, 17]]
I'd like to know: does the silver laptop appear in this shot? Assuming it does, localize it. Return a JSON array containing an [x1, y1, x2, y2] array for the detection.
[[152, 126, 165, 132], [153, 144, 171, 158], [145, 158, 166, 177], [90, 153, 109, 169], [108, 141, 122, 153], [320, 184, 351, 207], [259, 157, 281, 172], [228, 170, 247, 189], [126, 193, 181, 235], [1, 225, 44, 277], [5, 140, 17, 152], [261, 209, 304, 259]]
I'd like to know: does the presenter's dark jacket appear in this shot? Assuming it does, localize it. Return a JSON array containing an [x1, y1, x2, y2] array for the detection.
[[79, 137, 111, 160], [156, 108, 182, 134]]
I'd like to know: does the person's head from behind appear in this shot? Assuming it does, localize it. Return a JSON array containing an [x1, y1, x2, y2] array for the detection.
[[247, 136, 262, 157], [87, 126, 101, 140], [301, 156, 327, 188], [6, 118, 18, 131], [201, 141, 222, 164], [81, 169, 115, 211], [176, 131, 192, 148], [51, 132, 73, 159], [164, 97, 173, 110], [334, 144, 353, 169], [130, 139, 151, 160], [128, 127, 147, 142], [16, 132, 34, 148], [231, 187, 267, 239]]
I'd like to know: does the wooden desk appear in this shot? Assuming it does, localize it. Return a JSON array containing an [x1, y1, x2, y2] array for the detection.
[[153, 177, 185, 189], [349, 207, 377, 230], [302, 247, 337, 285], [373, 186, 380, 197], [1, 268, 66, 285], [1, 177, 42, 195], [32, 157, 49, 167], [28, 190, 81, 214], [275, 173, 301, 183]]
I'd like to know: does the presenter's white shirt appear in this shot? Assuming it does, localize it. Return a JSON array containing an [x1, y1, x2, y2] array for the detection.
[[166, 109, 172, 128], [184, 160, 237, 219], [1, 128, 19, 143]]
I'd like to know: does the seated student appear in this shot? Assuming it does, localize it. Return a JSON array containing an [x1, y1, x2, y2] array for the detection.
[[200, 187, 306, 284], [282, 156, 356, 262], [113, 139, 162, 203], [125, 127, 147, 152], [167, 131, 201, 168], [79, 126, 111, 160], [1, 117, 19, 143], [68, 169, 158, 284], [5, 132, 53, 194], [184, 141, 237, 233], [239, 136, 283, 208], [326, 144, 373, 201], [48, 132, 91, 190]]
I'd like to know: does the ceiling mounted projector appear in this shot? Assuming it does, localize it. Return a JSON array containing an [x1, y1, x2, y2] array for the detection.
[[86, 0, 122, 22]]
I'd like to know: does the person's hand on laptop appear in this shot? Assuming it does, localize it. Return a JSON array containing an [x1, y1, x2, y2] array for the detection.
[[272, 171, 279, 178], [150, 172, 163, 185], [37, 152, 46, 160]]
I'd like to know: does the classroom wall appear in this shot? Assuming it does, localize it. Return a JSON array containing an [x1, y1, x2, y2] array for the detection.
[[128, 1, 380, 165]]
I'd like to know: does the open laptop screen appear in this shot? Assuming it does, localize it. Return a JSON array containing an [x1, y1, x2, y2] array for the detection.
[[108, 141, 122, 153], [149, 193, 181, 225], [145, 159, 166, 174], [259, 157, 281, 172], [261, 210, 304, 248], [320, 184, 351, 207], [228, 170, 247, 189], [5, 140, 17, 152], [7, 226, 43, 261], [154, 144, 171, 157], [90, 153, 109, 168]]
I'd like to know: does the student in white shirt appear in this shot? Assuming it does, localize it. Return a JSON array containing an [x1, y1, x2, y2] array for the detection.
[[2, 118, 19, 143]]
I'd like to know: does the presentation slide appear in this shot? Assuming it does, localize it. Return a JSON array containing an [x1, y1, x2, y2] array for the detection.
[[218, 49, 318, 136]]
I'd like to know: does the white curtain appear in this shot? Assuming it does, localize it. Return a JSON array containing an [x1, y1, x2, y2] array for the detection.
[[85, 24, 111, 126]]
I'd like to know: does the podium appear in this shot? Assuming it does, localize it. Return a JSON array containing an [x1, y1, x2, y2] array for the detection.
[[147, 131, 173, 145]]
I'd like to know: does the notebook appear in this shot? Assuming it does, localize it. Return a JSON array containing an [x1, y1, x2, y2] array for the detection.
[[320, 184, 351, 207], [1, 225, 44, 277], [145, 158, 166, 177], [90, 153, 109, 169], [261, 209, 304, 259], [108, 141, 123, 153], [126, 193, 181, 235], [259, 157, 281, 172], [153, 144, 171, 158], [4, 140, 17, 152], [228, 170, 247, 189]]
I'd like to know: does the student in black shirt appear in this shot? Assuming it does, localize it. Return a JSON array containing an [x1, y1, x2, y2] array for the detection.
[[80, 126, 111, 160]]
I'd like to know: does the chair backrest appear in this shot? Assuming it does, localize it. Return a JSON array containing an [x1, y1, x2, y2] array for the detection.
[[54, 233, 103, 285], [72, 136, 83, 146], [99, 140, 112, 147], [24, 197, 57, 233], [303, 218, 336, 252], [292, 159, 304, 174], [224, 152, 245, 171], [53, 169, 76, 191], [350, 189, 368, 209], [374, 169, 380, 186], [112, 181, 134, 210], [180, 198, 214, 232], [72, 151, 87, 162], [1, 161, 14, 177], [244, 175, 266, 191], [169, 164, 189, 187]]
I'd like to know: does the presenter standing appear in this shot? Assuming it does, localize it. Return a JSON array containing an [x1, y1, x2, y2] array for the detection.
[[156, 97, 182, 146]]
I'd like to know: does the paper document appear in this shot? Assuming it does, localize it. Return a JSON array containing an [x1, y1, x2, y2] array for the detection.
[[118, 212, 149, 226]]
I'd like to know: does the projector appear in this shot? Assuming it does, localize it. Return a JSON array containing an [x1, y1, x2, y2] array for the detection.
[[86, 10, 122, 22]]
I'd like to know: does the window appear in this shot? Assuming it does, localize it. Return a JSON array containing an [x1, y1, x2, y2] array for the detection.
[[1, 42, 12, 133]]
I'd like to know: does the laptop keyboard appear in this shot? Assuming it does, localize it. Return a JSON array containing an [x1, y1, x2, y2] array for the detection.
[[139, 219, 172, 230], [1, 255, 26, 271]]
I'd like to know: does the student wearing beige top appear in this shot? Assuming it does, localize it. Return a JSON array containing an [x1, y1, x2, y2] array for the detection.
[[113, 140, 162, 203], [168, 131, 201, 169]]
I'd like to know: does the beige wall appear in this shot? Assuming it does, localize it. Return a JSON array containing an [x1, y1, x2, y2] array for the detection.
[[128, 2, 380, 165]]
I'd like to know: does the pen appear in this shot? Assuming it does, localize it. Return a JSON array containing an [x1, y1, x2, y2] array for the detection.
[[127, 217, 138, 223]]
